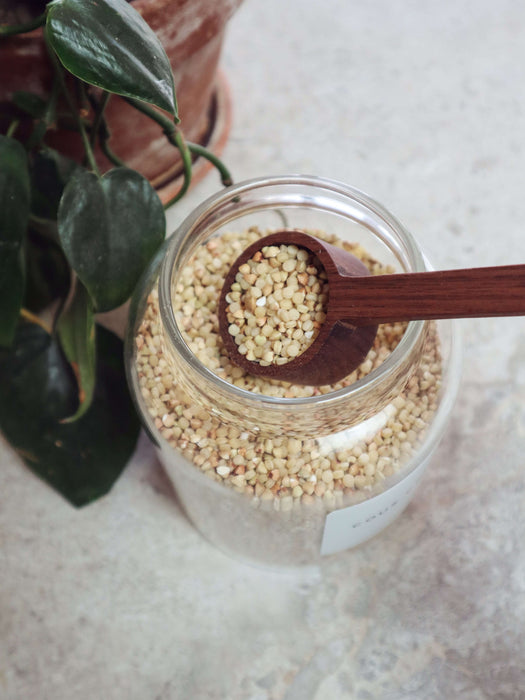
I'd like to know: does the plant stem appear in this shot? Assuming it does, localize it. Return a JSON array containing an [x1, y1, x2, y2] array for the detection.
[[43, 74, 60, 126], [85, 93, 127, 168], [99, 139, 126, 168], [26, 74, 60, 150], [187, 142, 233, 187], [29, 214, 59, 242], [6, 119, 19, 138], [164, 130, 192, 207], [45, 40, 100, 176], [123, 97, 193, 205], [124, 97, 172, 130], [123, 96, 234, 199], [0, 12, 46, 37], [20, 308, 52, 335], [75, 84, 100, 175], [89, 92, 110, 149]]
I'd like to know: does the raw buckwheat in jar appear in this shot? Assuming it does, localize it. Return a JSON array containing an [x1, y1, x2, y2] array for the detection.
[[125, 176, 462, 569]]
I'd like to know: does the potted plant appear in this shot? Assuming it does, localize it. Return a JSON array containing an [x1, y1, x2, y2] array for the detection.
[[0, 0, 242, 188], [0, 0, 237, 506]]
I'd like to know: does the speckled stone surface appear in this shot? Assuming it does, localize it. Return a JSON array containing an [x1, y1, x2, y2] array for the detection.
[[2, 1, 525, 698]]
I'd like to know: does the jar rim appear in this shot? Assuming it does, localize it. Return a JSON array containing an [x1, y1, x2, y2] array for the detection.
[[159, 174, 427, 411]]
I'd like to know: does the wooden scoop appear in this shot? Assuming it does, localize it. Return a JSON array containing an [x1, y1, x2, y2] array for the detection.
[[218, 230, 525, 386]]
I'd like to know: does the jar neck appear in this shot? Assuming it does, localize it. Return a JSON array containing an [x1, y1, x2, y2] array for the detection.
[[158, 176, 429, 437]]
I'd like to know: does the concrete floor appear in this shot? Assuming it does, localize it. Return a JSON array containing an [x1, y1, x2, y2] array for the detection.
[[2, 0, 525, 697]]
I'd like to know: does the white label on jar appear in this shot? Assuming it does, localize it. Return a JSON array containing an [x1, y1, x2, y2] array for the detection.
[[320, 454, 432, 556]]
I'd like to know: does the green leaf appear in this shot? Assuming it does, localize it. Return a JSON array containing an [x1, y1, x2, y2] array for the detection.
[[0, 322, 140, 507], [12, 91, 48, 119], [25, 150, 75, 309], [57, 167, 165, 312], [24, 227, 71, 312], [0, 135, 30, 347], [0, 136, 31, 244], [31, 148, 80, 220], [57, 280, 96, 422], [46, 0, 177, 117], [0, 249, 25, 347]]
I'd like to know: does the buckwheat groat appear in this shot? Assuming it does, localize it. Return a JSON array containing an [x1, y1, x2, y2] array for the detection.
[[134, 227, 442, 511], [224, 244, 329, 366]]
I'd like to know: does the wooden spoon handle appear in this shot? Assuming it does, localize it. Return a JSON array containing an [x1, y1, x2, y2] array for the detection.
[[337, 264, 525, 324]]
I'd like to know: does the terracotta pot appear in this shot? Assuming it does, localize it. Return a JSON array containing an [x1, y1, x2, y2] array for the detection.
[[0, 0, 242, 190]]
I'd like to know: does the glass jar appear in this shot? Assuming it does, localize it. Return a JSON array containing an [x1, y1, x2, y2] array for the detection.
[[125, 176, 462, 569]]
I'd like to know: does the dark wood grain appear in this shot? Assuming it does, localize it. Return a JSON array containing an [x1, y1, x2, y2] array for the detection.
[[218, 230, 525, 386], [333, 265, 525, 324], [218, 231, 378, 385]]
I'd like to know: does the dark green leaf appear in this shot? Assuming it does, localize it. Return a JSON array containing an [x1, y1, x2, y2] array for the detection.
[[0, 248, 25, 347], [12, 91, 48, 119], [57, 280, 96, 421], [58, 167, 165, 312], [0, 135, 30, 346], [31, 148, 80, 220], [26, 120, 49, 151], [24, 227, 71, 312], [46, 0, 177, 117], [0, 322, 140, 507], [0, 135, 30, 245]]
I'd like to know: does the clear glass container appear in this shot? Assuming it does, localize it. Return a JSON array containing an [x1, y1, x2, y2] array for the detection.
[[125, 176, 462, 569]]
